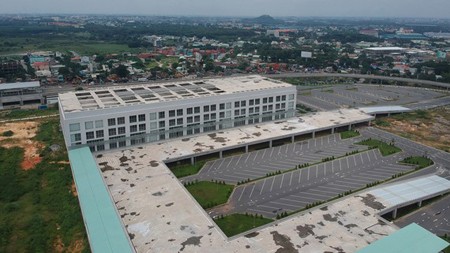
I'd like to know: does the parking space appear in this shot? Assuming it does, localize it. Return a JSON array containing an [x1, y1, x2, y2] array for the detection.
[[230, 148, 413, 218], [297, 84, 448, 111], [187, 133, 367, 184]]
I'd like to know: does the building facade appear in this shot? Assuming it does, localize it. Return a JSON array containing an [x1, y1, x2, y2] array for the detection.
[[0, 81, 43, 108], [59, 75, 297, 151]]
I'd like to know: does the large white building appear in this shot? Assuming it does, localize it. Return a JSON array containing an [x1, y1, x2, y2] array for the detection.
[[59, 75, 297, 151]]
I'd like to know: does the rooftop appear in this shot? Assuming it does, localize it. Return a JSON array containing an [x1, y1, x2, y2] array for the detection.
[[58, 75, 293, 113], [365, 47, 405, 51], [0, 81, 40, 91], [359, 106, 412, 115], [357, 223, 449, 253]]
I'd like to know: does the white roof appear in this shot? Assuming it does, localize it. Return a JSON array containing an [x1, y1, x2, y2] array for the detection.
[[0, 81, 40, 91], [359, 106, 411, 114], [366, 47, 405, 51], [370, 175, 450, 207]]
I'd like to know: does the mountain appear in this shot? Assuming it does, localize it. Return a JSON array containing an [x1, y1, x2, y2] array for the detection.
[[243, 15, 284, 25]]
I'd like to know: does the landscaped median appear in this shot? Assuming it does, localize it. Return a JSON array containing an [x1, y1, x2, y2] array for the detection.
[[340, 129, 360, 139], [184, 181, 234, 209], [356, 138, 401, 156], [214, 213, 274, 237], [170, 161, 206, 178]]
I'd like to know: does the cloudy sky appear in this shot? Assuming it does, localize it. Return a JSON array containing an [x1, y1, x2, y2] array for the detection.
[[1, 0, 449, 18]]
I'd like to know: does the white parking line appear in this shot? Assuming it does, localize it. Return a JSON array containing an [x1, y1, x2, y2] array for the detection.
[[298, 170, 302, 183], [238, 187, 246, 201], [307, 167, 310, 181], [280, 174, 285, 189], [269, 177, 276, 192], [280, 197, 309, 205], [367, 151, 371, 162], [260, 179, 267, 195], [360, 153, 364, 164], [339, 158, 342, 171], [262, 148, 268, 159], [316, 165, 319, 178], [270, 201, 299, 209], [353, 155, 357, 166], [225, 157, 233, 168], [289, 172, 293, 186], [249, 184, 256, 199]]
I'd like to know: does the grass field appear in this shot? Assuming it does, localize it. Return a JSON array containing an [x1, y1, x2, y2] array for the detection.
[[0, 107, 59, 120], [185, 181, 234, 209], [170, 161, 206, 178], [356, 139, 401, 156], [0, 118, 88, 253], [400, 156, 434, 169], [340, 130, 360, 139], [214, 214, 273, 237]]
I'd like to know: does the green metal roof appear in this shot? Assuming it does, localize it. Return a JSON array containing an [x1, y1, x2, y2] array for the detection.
[[357, 223, 449, 253], [69, 147, 134, 253]]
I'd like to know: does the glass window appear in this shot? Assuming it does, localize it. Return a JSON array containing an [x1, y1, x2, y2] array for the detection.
[[234, 109, 240, 116], [129, 115, 137, 123], [149, 112, 157, 120], [263, 105, 268, 111], [219, 103, 225, 110], [289, 94, 294, 100], [194, 106, 200, 113], [96, 130, 104, 138], [108, 118, 116, 126], [187, 108, 193, 114], [249, 99, 254, 106], [269, 105, 273, 110], [211, 104, 216, 111], [276, 96, 281, 102], [211, 113, 216, 120], [108, 128, 116, 136], [241, 109, 246, 115], [177, 118, 183, 125], [177, 109, 183, 116], [95, 120, 103, 128], [150, 122, 157, 130], [255, 98, 260, 105], [241, 100, 246, 107], [86, 131, 95, 140], [288, 101, 294, 109], [282, 95, 286, 101], [219, 112, 225, 118], [225, 111, 231, 118], [169, 119, 176, 126], [85, 121, 94, 130], [226, 102, 231, 109], [138, 114, 145, 122], [204, 114, 210, 121], [139, 124, 146, 131], [263, 97, 268, 104], [117, 117, 125, 125], [187, 116, 193, 123], [234, 101, 239, 108], [118, 127, 126, 135], [269, 97, 274, 103], [203, 105, 209, 112], [159, 111, 165, 119], [255, 107, 260, 113], [194, 115, 200, 122], [130, 125, 137, 133], [169, 110, 176, 117], [69, 123, 80, 132], [70, 133, 81, 142], [249, 108, 254, 114]]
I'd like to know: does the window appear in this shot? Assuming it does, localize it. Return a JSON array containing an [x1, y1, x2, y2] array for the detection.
[[96, 144, 105, 151], [139, 124, 146, 131], [211, 104, 216, 111], [269, 97, 273, 103], [86, 131, 95, 140], [219, 112, 225, 118], [96, 130, 104, 138], [138, 114, 145, 122], [241, 100, 246, 107], [70, 133, 81, 142], [204, 114, 210, 121], [263, 97, 268, 104], [159, 111, 165, 119], [226, 102, 231, 109], [187, 107, 193, 114], [269, 105, 273, 111], [117, 117, 125, 125], [263, 105, 268, 111], [241, 109, 246, 115], [187, 116, 193, 123], [203, 105, 209, 112], [234, 109, 239, 116], [169, 110, 176, 117], [95, 120, 103, 128], [249, 99, 254, 106], [255, 98, 260, 105], [281, 103, 286, 109], [289, 94, 295, 100], [225, 111, 231, 118], [255, 107, 260, 113], [194, 106, 200, 113], [211, 113, 216, 120], [219, 103, 225, 110], [234, 101, 239, 108], [276, 104, 281, 110], [85, 121, 94, 130], [276, 96, 281, 102], [69, 123, 80, 132], [194, 115, 200, 122], [130, 125, 138, 133], [169, 119, 176, 126], [110, 142, 117, 149], [108, 118, 116, 126], [150, 122, 157, 130], [149, 112, 157, 120], [249, 108, 254, 114], [288, 101, 294, 109], [177, 109, 183, 116], [108, 128, 116, 136], [282, 95, 286, 101], [129, 115, 137, 123], [118, 127, 126, 135], [177, 118, 183, 125]]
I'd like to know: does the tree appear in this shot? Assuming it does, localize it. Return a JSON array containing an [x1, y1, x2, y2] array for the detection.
[[114, 65, 129, 78]]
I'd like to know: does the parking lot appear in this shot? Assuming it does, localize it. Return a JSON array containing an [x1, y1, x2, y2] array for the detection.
[[186, 133, 367, 184], [297, 84, 448, 111]]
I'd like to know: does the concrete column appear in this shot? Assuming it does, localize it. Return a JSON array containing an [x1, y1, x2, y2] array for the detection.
[[392, 209, 397, 219], [219, 151, 223, 159], [348, 124, 352, 131], [312, 132, 315, 138], [368, 121, 371, 126], [269, 140, 273, 148], [245, 145, 249, 153], [418, 201, 422, 207], [191, 157, 195, 165], [388, 113, 391, 117], [331, 128, 335, 134], [291, 135, 295, 143]]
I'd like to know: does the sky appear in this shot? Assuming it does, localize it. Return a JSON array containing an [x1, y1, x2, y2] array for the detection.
[[1, 0, 450, 19]]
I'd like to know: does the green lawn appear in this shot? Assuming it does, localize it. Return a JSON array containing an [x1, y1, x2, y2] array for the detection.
[[400, 156, 434, 169], [340, 130, 360, 139], [0, 107, 59, 120], [356, 139, 401, 156], [0, 118, 88, 252], [214, 214, 273, 237], [170, 161, 205, 178], [185, 181, 234, 209]]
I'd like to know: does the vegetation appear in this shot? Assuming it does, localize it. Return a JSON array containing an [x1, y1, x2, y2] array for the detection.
[[400, 156, 434, 169], [0, 119, 88, 253], [214, 213, 273, 237], [340, 130, 360, 139], [1, 130, 14, 137], [442, 235, 450, 253], [373, 119, 391, 127], [0, 107, 59, 120], [170, 161, 206, 178], [185, 181, 234, 209], [356, 138, 401, 156]]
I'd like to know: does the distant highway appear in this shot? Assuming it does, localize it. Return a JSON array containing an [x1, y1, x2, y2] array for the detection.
[[42, 73, 450, 97]]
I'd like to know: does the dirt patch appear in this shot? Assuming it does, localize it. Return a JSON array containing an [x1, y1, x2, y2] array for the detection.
[[53, 235, 64, 253], [359, 194, 386, 210], [119, 155, 129, 163], [66, 238, 85, 253], [270, 231, 297, 253], [71, 181, 78, 197], [245, 232, 259, 238], [150, 160, 159, 167], [323, 214, 338, 222], [296, 224, 315, 238], [252, 132, 261, 137], [179, 236, 202, 251], [0, 121, 43, 170]]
